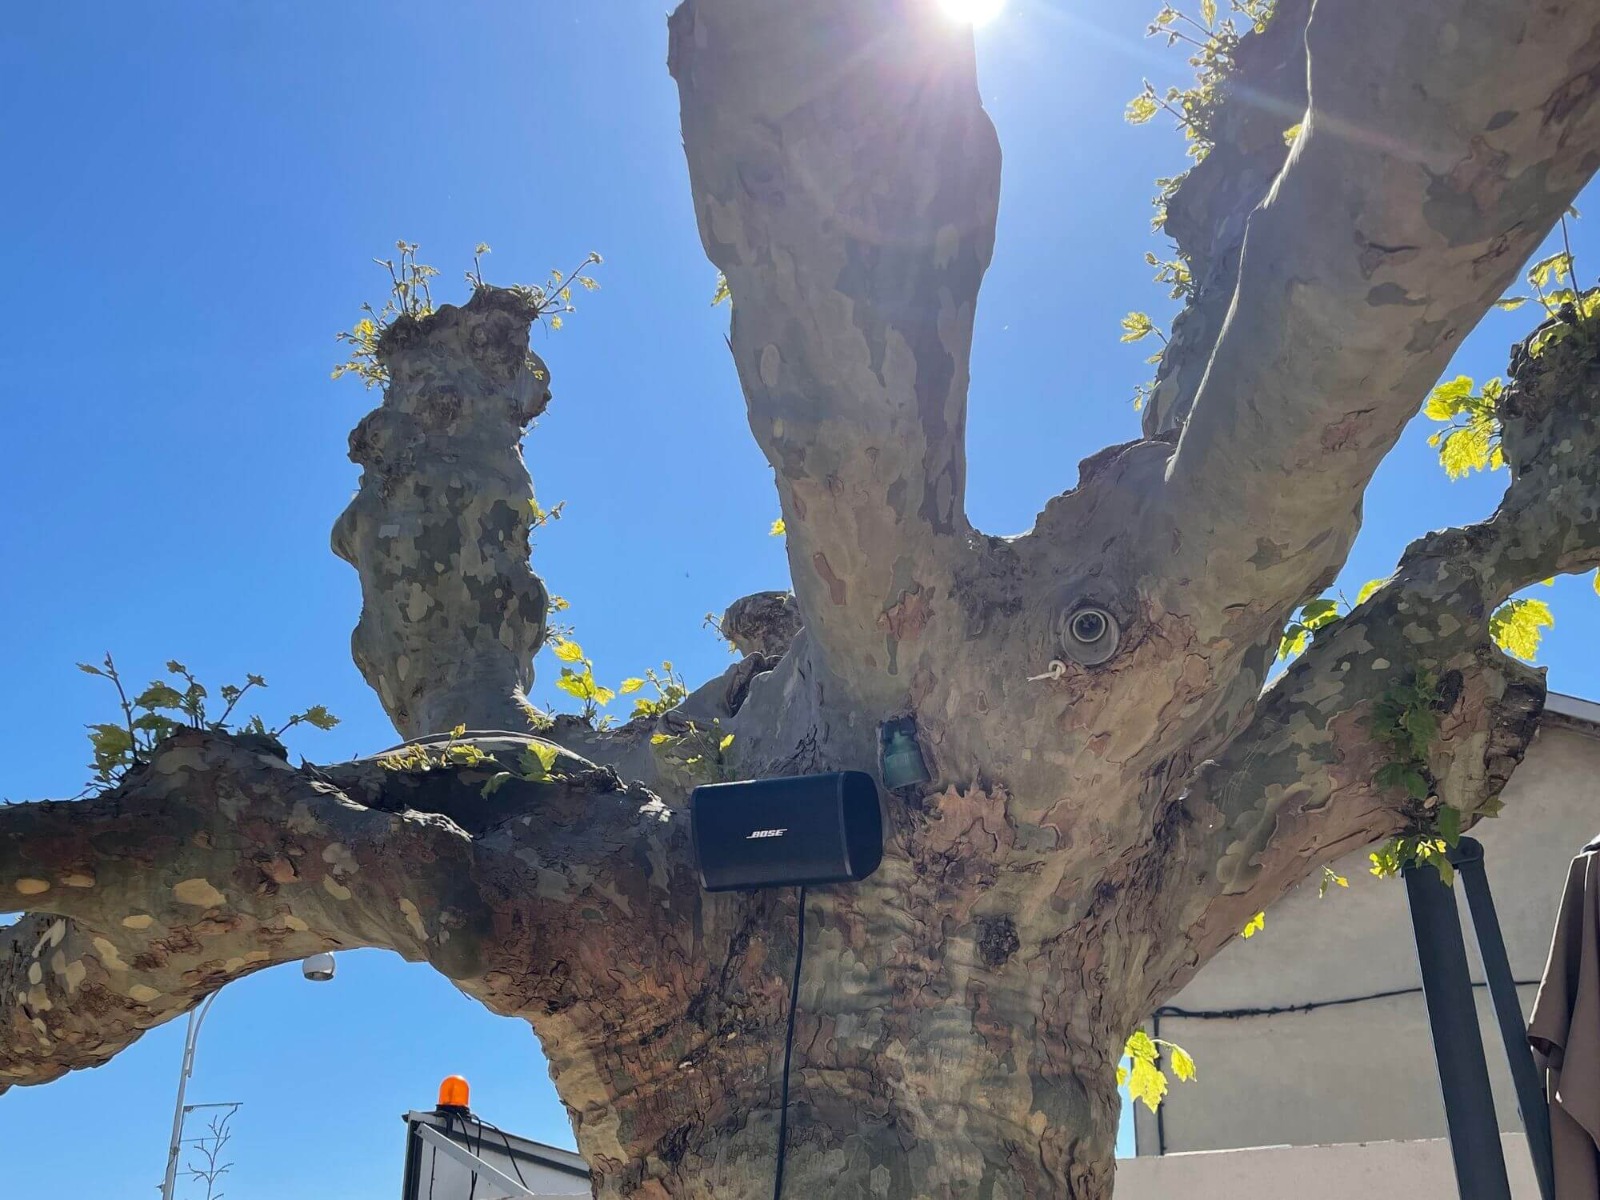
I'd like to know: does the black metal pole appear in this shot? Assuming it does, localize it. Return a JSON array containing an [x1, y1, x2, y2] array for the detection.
[[1454, 838, 1556, 1200], [1406, 860, 1514, 1200]]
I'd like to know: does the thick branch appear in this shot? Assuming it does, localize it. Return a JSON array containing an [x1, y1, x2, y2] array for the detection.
[[332, 287, 552, 738], [0, 732, 486, 1091], [1158, 0, 1600, 628], [1143, 312, 1600, 1004], [670, 0, 999, 706], [1142, 0, 1313, 436]]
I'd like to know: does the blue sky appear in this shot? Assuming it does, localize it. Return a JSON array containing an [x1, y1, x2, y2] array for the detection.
[[2, 1, 1596, 1192]]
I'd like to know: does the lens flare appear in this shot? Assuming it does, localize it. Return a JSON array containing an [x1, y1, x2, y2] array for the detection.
[[938, 0, 1005, 26]]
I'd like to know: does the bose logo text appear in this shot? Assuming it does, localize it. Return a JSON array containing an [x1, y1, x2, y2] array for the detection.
[[746, 828, 787, 839]]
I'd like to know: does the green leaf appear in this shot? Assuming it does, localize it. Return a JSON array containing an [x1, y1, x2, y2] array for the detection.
[[1437, 804, 1462, 848], [1439, 421, 1498, 480], [1128, 1057, 1169, 1112], [551, 639, 586, 664], [76, 662, 104, 677], [1494, 296, 1530, 312], [1490, 597, 1555, 662], [555, 669, 597, 701], [1355, 579, 1386, 606], [719, 733, 735, 752], [711, 273, 731, 307], [298, 705, 340, 731], [1125, 92, 1160, 126], [650, 733, 672, 746], [1277, 625, 1310, 662], [1300, 598, 1340, 628], [87, 722, 134, 760], [134, 682, 186, 711], [1528, 252, 1574, 290], [481, 771, 515, 797], [619, 678, 646, 695], [1199, 0, 1216, 25], [1125, 1030, 1158, 1063], [1241, 911, 1265, 938], [1374, 761, 1409, 791], [1424, 375, 1476, 420], [1167, 1044, 1197, 1082], [1119, 311, 1157, 343], [1281, 122, 1303, 147], [769, 518, 786, 537]]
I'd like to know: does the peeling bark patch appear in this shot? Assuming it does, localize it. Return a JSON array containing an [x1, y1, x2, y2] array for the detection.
[[173, 879, 226, 908], [1365, 282, 1423, 307], [977, 916, 1020, 969], [812, 553, 848, 606], [92, 938, 129, 972], [121, 914, 154, 930], [15, 879, 49, 896], [399, 898, 428, 942]]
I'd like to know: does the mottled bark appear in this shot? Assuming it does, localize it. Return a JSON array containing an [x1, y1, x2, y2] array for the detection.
[[1157, 0, 1600, 631], [331, 287, 553, 737], [1141, 0, 1312, 437], [7, 1, 1600, 1198]]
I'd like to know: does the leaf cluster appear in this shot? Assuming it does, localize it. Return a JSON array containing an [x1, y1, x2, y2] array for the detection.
[[333, 242, 602, 389], [78, 654, 338, 792], [1118, 1029, 1197, 1113], [1363, 669, 1468, 884], [377, 724, 495, 774], [620, 662, 688, 720], [1276, 579, 1384, 661]]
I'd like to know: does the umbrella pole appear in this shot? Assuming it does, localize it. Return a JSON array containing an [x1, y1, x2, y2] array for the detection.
[[1455, 837, 1557, 1200], [1406, 859, 1514, 1200]]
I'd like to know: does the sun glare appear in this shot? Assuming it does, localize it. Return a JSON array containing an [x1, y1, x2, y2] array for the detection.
[[938, 0, 1005, 27]]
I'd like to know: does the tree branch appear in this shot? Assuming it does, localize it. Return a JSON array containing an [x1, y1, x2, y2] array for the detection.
[[1156, 0, 1600, 629], [332, 286, 553, 738], [670, 0, 1000, 706], [1141, 0, 1312, 435], [0, 731, 715, 1103], [1142, 309, 1600, 1004], [0, 731, 489, 1090]]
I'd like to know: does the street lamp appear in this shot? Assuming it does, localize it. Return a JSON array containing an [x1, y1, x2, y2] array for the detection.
[[158, 954, 336, 1200]]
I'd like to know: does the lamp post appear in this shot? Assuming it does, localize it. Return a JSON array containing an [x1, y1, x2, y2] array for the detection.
[[158, 954, 336, 1200]]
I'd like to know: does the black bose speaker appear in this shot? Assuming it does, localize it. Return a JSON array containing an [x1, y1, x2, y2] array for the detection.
[[690, 771, 884, 892]]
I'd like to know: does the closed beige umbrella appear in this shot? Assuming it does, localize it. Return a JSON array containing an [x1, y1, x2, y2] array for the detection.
[[1528, 842, 1600, 1199]]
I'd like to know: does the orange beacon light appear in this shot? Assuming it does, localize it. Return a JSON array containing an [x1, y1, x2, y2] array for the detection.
[[436, 1075, 471, 1113]]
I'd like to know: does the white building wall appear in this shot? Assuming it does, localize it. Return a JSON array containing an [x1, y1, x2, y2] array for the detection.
[[1134, 699, 1600, 1156], [1118, 1136, 1542, 1199]]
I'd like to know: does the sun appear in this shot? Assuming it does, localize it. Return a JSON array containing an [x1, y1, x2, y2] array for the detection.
[[938, 0, 1006, 26]]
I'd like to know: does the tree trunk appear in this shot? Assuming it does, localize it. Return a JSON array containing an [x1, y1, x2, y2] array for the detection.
[[6, 1, 1600, 1197]]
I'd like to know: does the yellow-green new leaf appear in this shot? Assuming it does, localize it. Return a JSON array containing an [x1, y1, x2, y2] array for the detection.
[[770, 518, 786, 536], [1128, 1057, 1169, 1113], [1168, 1044, 1197, 1082], [551, 639, 586, 663], [1241, 911, 1266, 938], [1119, 311, 1156, 343], [1125, 92, 1159, 125], [1490, 597, 1554, 662], [1424, 375, 1475, 420]]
